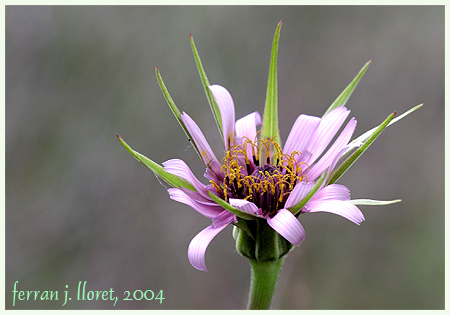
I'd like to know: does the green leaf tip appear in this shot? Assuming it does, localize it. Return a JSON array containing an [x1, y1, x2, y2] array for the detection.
[[155, 66, 204, 161], [117, 135, 196, 192], [351, 199, 401, 206], [344, 104, 422, 157], [261, 21, 283, 145], [155, 66, 181, 116], [190, 34, 224, 142], [327, 112, 396, 185], [323, 59, 372, 117]]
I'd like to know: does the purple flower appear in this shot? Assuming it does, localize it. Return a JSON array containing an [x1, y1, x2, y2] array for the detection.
[[118, 23, 415, 278], [163, 84, 364, 271]]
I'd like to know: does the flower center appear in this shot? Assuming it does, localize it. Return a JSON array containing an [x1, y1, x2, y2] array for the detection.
[[212, 137, 307, 217]]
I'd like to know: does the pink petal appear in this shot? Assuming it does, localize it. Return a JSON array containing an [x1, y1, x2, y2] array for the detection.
[[163, 159, 212, 200], [203, 160, 224, 183], [212, 210, 236, 227], [305, 200, 365, 225], [188, 221, 231, 271], [283, 114, 321, 155], [209, 85, 236, 150], [168, 188, 223, 219], [309, 184, 351, 202], [179, 187, 220, 206], [180, 112, 220, 172], [229, 198, 260, 216], [305, 106, 350, 165], [235, 111, 261, 142], [235, 111, 261, 167], [284, 181, 315, 209], [306, 118, 357, 181], [267, 209, 306, 245]]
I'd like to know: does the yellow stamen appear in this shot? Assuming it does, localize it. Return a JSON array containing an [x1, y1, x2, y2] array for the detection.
[[219, 137, 307, 211]]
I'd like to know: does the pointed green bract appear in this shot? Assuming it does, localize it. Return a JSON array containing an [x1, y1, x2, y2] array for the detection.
[[287, 171, 327, 216], [232, 220, 254, 240], [327, 112, 396, 185], [344, 104, 423, 156], [207, 192, 259, 221], [261, 20, 282, 145], [324, 60, 372, 116], [351, 199, 401, 206], [323, 60, 372, 117], [155, 66, 202, 160], [190, 34, 224, 142], [117, 135, 196, 191]]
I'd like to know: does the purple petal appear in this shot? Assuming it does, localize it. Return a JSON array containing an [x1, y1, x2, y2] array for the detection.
[[229, 198, 260, 215], [168, 188, 223, 219], [306, 118, 357, 181], [203, 160, 224, 183], [235, 111, 261, 142], [304, 106, 350, 165], [283, 114, 321, 155], [179, 187, 220, 206], [180, 112, 220, 172], [267, 209, 306, 245], [235, 112, 261, 169], [209, 85, 236, 150], [309, 184, 351, 202], [305, 200, 365, 225], [188, 222, 230, 271], [212, 210, 236, 227], [163, 159, 212, 199], [284, 181, 315, 209]]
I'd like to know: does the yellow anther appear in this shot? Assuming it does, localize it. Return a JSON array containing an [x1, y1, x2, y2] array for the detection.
[[210, 180, 222, 194], [218, 135, 309, 208]]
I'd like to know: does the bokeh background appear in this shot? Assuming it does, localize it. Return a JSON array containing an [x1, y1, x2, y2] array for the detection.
[[6, 6, 444, 310]]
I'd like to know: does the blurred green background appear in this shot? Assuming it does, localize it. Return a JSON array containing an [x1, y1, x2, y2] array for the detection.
[[6, 6, 444, 309]]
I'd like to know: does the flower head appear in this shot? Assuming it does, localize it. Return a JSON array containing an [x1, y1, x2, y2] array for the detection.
[[164, 84, 362, 270], [118, 21, 419, 272]]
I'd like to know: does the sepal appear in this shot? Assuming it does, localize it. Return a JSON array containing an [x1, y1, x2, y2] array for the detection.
[[234, 218, 294, 262]]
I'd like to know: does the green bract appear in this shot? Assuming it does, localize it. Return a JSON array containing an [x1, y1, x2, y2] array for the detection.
[[117, 135, 196, 192], [261, 20, 283, 145], [351, 199, 402, 206], [155, 66, 202, 160], [190, 34, 223, 143], [323, 60, 372, 117]]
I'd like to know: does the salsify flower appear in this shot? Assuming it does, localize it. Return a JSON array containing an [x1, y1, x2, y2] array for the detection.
[[164, 85, 362, 271], [118, 20, 421, 309]]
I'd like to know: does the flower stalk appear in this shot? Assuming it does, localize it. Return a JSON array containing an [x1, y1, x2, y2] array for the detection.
[[247, 257, 285, 310], [234, 218, 293, 309]]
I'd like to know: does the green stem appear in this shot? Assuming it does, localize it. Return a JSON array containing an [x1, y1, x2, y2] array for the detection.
[[247, 257, 285, 310]]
